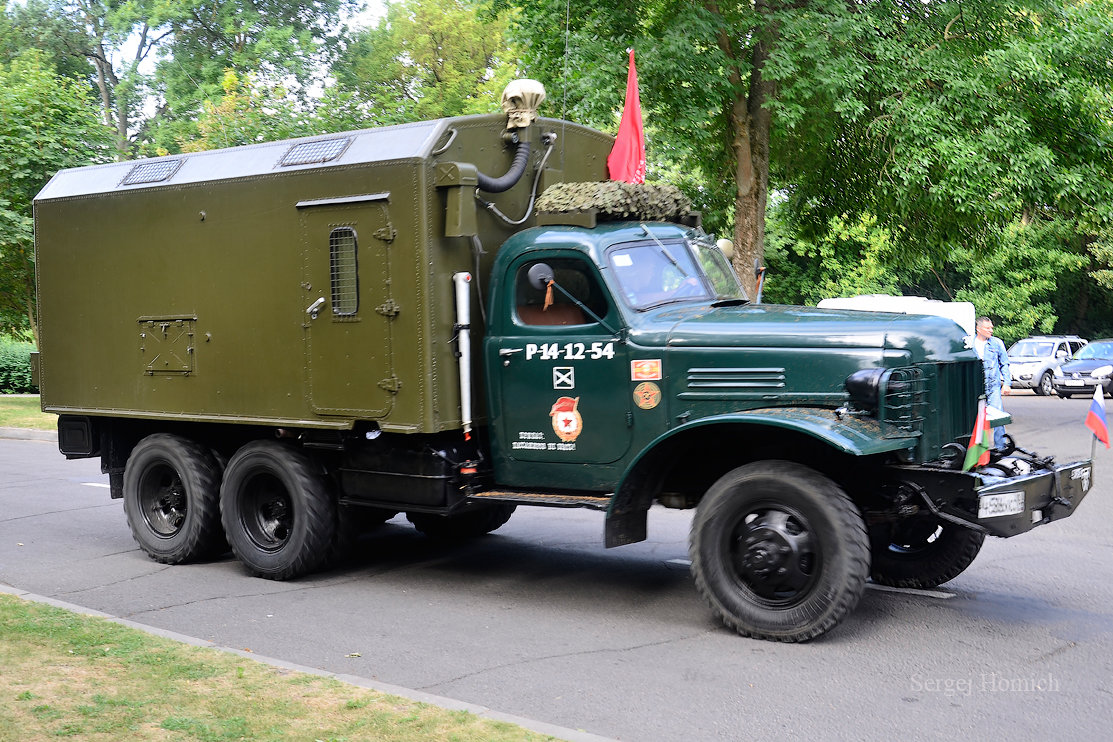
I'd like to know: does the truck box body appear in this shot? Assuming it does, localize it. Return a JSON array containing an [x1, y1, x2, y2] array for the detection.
[[34, 115, 610, 433]]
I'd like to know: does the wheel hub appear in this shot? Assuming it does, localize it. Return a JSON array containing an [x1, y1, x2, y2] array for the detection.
[[731, 509, 817, 601]]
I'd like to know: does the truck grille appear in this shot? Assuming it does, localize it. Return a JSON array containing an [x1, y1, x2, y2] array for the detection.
[[879, 366, 926, 438]]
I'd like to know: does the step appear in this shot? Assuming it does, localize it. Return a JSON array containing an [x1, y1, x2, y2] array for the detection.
[[469, 489, 612, 510]]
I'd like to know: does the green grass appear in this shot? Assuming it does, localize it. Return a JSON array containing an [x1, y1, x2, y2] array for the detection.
[[0, 396, 55, 431], [0, 594, 560, 742]]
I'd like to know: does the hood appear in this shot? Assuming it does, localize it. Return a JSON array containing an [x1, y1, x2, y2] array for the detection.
[[1059, 358, 1113, 374], [639, 304, 971, 364]]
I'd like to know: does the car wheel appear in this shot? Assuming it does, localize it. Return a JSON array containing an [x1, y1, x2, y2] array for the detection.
[[689, 460, 869, 642], [1037, 372, 1054, 396]]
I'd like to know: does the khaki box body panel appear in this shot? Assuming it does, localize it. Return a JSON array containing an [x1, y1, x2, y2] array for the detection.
[[35, 115, 611, 433]]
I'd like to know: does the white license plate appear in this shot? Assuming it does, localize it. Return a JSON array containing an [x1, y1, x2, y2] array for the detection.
[[978, 491, 1025, 519], [1064, 379, 1086, 386]]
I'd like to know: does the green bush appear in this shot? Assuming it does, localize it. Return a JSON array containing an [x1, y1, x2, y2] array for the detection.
[[0, 339, 36, 393]]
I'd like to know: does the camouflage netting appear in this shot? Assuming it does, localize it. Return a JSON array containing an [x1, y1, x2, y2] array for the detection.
[[536, 181, 693, 223]]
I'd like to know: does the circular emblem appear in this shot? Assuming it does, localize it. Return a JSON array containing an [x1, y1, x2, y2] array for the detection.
[[550, 396, 583, 442], [633, 382, 662, 410]]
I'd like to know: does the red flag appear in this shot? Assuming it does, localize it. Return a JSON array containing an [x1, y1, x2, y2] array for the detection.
[[962, 398, 992, 471], [607, 49, 646, 183]]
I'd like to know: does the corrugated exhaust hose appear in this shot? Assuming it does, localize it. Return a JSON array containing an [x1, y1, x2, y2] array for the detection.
[[476, 141, 532, 193]]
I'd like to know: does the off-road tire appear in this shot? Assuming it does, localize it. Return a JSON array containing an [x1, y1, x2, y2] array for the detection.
[[220, 441, 336, 580], [122, 434, 226, 564], [869, 516, 985, 588], [689, 461, 870, 642], [407, 504, 516, 540]]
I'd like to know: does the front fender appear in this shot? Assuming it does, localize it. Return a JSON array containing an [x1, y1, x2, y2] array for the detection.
[[604, 407, 917, 547]]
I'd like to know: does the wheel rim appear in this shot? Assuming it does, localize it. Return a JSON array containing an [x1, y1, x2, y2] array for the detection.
[[727, 504, 820, 606], [137, 462, 187, 538], [883, 519, 942, 558], [239, 472, 294, 552]]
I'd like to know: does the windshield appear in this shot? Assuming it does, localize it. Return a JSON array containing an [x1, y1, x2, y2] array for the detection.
[[1074, 341, 1113, 360], [608, 235, 746, 310], [1009, 340, 1055, 357]]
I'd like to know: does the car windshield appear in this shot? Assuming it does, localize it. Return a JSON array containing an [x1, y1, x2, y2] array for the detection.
[[609, 236, 736, 310], [1074, 341, 1113, 360], [1009, 340, 1055, 357]]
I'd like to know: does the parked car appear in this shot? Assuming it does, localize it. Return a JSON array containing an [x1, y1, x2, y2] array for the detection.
[[1052, 339, 1113, 398], [1008, 335, 1088, 395]]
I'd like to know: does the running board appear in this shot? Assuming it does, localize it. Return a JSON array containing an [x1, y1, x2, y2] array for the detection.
[[469, 489, 612, 510]]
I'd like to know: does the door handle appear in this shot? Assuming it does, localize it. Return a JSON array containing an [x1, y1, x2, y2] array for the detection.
[[499, 347, 523, 366], [306, 297, 326, 319]]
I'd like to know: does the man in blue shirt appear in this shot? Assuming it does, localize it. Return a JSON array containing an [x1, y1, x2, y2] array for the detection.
[[973, 316, 1010, 449]]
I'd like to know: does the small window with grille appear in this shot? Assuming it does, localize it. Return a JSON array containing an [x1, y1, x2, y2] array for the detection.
[[330, 228, 359, 316], [281, 138, 352, 167]]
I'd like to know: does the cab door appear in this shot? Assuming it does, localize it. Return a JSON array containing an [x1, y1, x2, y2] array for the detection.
[[488, 253, 631, 466]]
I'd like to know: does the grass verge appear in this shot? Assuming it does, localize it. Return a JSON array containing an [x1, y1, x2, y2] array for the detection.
[[0, 396, 55, 431], [0, 594, 559, 741]]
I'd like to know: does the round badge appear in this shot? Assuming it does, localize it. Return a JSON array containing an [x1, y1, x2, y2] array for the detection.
[[633, 382, 662, 410]]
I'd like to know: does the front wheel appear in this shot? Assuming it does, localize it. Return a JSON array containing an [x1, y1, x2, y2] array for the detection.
[[689, 461, 869, 642], [1037, 372, 1053, 396], [869, 516, 985, 588], [122, 434, 226, 564], [220, 441, 336, 580]]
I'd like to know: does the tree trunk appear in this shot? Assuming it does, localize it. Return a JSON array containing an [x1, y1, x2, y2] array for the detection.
[[710, 0, 777, 299]]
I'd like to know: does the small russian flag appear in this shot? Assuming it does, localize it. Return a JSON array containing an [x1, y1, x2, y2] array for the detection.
[[1085, 385, 1110, 449]]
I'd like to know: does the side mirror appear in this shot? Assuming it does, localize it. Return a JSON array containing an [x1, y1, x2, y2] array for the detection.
[[1056, 350, 1068, 358], [527, 262, 555, 290]]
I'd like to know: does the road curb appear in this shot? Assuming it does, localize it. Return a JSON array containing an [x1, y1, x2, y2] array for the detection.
[[0, 583, 618, 742], [0, 427, 56, 442]]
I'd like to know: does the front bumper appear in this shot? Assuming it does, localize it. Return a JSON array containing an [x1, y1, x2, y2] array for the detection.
[[890, 458, 1093, 538], [1053, 376, 1112, 396]]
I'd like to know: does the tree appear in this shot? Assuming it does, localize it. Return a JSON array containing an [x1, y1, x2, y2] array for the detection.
[[508, 0, 1113, 303], [333, 0, 519, 126], [0, 49, 112, 342], [10, 0, 352, 158]]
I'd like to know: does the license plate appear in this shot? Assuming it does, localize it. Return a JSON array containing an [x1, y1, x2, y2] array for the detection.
[[1064, 379, 1085, 386], [979, 491, 1025, 519]]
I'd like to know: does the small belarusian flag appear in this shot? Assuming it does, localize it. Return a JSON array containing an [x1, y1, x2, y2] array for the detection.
[[1085, 385, 1110, 448], [962, 398, 992, 471]]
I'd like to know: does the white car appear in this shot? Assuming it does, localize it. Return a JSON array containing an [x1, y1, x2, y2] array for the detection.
[[1008, 335, 1088, 395]]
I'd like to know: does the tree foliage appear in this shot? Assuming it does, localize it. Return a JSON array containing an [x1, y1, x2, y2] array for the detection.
[[333, 0, 519, 126], [0, 49, 111, 341]]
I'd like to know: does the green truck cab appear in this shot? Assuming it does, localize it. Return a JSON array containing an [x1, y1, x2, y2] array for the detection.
[[34, 82, 1092, 641]]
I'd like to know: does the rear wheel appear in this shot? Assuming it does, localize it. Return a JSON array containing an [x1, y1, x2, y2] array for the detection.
[[689, 461, 869, 642], [122, 434, 226, 564], [1036, 372, 1053, 396], [869, 515, 985, 588], [220, 441, 336, 580], [407, 504, 516, 539]]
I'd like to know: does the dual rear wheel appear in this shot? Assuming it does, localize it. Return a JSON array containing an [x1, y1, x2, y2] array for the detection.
[[122, 435, 514, 580]]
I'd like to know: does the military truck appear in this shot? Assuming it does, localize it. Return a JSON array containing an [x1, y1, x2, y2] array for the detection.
[[34, 81, 1093, 641]]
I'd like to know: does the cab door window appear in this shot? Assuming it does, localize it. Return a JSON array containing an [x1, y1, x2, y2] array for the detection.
[[514, 258, 609, 327]]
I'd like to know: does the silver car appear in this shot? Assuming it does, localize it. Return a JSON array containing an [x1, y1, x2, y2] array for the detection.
[[1008, 335, 1088, 395]]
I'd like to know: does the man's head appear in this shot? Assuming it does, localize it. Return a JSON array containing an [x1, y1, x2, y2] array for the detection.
[[976, 316, 994, 340]]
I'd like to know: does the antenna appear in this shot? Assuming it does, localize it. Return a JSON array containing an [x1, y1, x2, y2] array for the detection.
[[561, 0, 570, 173]]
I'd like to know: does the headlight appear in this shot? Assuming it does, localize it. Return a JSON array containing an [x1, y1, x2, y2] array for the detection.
[[845, 368, 884, 413], [1091, 365, 1113, 379]]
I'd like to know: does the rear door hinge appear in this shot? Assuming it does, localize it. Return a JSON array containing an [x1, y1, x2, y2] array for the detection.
[[374, 225, 397, 243], [378, 376, 402, 393], [375, 299, 401, 317]]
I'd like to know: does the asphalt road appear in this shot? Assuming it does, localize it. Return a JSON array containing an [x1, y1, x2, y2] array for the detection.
[[2, 393, 1111, 741]]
